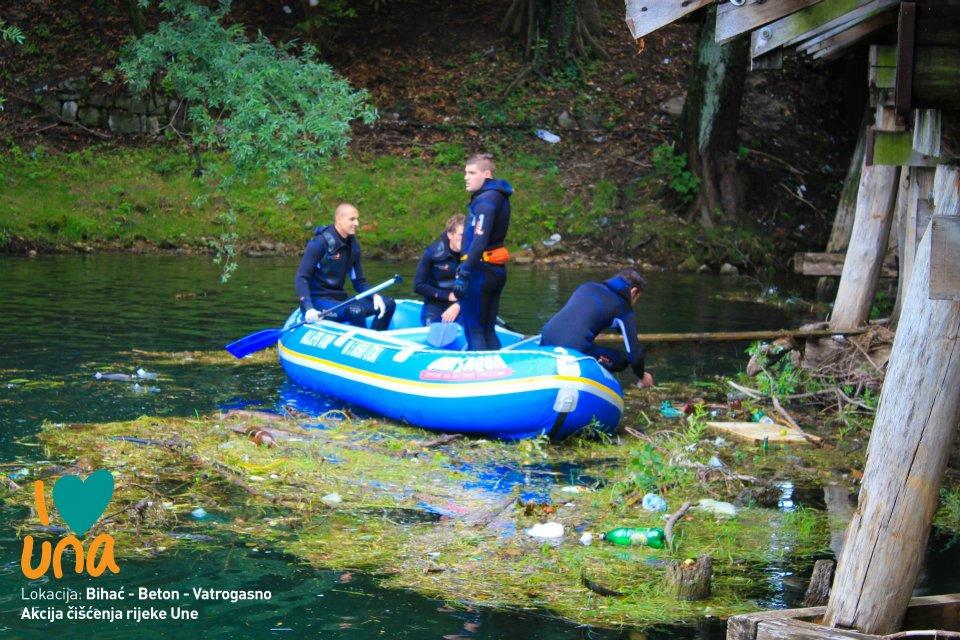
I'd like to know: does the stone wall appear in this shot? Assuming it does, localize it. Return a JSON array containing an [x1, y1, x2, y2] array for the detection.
[[38, 77, 184, 135]]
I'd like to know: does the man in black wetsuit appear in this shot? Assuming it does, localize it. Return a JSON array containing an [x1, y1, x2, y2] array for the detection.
[[294, 202, 396, 330], [540, 269, 655, 389], [453, 153, 513, 351], [413, 214, 464, 325]]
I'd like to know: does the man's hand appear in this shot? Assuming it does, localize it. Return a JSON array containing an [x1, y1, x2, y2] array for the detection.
[[304, 308, 321, 323], [447, 291, 457, 302], [441, 302, 461, 323], [452, 268, 470, 299], [635, 372, 654, 389], [372, 294, 387, 319]]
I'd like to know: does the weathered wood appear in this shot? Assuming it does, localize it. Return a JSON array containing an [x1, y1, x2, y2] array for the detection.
[[797, 252, 897, 278], [895, 1, 917, 114], [915, 2, 960, 47], [913, 109, 942, 157], [751, 0, 898, 59], [624, 0, 712, 40], [808, 12, 897, 60], [900, 168, 937, 305], [595, 327, 868, 345], [727, 594, 960, 640], [869, 45, 897, 91], [803, 559, 836, 607], [706, 421, 813, 446], [716, 0, 822, 44], [931, 216, 960, 300], [823, 165, 960, 634], [664, 555, 712, 601], [912, 46, 960, 111], [818, 116, 869, 301], [757, 617, 878, 640], [869, 129, 942, 166], [752, 47, 785, 70], [830, 108, 900, 330]]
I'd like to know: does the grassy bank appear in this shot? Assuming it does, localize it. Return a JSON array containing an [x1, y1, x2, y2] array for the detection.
[[0, 144, 574, 256]]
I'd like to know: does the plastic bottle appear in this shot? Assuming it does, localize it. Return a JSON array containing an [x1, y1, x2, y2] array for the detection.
[[603, 527, 666, 549]]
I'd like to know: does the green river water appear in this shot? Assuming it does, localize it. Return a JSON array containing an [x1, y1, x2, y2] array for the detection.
[[0, 255, 955, 639]]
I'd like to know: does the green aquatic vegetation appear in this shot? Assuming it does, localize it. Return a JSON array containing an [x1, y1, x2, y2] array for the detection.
[[936, 485, 960, 533]]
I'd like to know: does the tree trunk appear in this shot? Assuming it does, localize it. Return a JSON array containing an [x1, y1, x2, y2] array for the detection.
[[119, 0, 147, 38], [501, 0, 605, 70], [664, 555, 712, 601], [678, 7, 750, 228], [824, 164, 960, 635], [817, 113, 869, 301], [830, 107, 900, 330]]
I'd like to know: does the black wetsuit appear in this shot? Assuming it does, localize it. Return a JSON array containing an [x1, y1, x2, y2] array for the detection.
[[540, 276, 646, 377], [413, 233, 460, 325], [457, 178, 513, 350], [294, 225, 395, 330]]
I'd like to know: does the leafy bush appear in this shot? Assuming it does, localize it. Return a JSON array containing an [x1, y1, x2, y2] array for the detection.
[[651, 143, 700, 204], [432, 142, 466, 167]]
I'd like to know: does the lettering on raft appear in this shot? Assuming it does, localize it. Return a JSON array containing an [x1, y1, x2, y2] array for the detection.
[[419, 355, 514, 381], [299, 328, 384, 363]]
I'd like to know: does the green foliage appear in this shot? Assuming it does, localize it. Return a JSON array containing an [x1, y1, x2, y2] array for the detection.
[[650, 143, 700, 204], [623, 443, 691, 495], [744, 341, 803, 397], [0, 20, 25, 111], [118, 0, 376, 278], [936, 485, 960, 533], [432, 141, 466, 166]]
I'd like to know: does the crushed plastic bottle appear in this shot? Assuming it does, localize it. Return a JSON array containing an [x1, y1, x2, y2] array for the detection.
[[136, 368, 158, 380], [534, 129, 561, 144], [604, 527, 665, 549], [660, 401, 685, 419], [641, 493, 667, 512], [191, 507, 208, 519]]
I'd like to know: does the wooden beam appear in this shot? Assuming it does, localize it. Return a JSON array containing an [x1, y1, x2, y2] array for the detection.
[[868, 45, 897, 91], [912, 46, 960, 111], [751, 0, 898, 58], [799, 9, 892, 55], [751, 48, 784, 70], [830, 108, 900, 331], [868, 128, 942, 166], [915, 2, 960, 47], [716, 0, 823, 45], [595, 327, 868, 345], [824, 165, 960, 634], [913, 108, 942, 157], [931, 215, 960, 300], [624, 0, 712, 40], [895, 2, 917, 114], [795, 252, 897, 278], [808, 11, 897, 60]]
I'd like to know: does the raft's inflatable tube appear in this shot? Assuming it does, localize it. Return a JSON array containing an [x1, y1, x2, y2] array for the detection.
[[277, 300, 624, 440]]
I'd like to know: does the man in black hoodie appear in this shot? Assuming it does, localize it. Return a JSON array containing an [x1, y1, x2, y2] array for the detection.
[[540, 269, 654, 389], [294, 203, 395, 330], [453, 153, 513, 350], [414, 214, 464, 325]]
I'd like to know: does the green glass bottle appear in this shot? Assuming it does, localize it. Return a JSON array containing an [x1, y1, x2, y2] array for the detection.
[[603, 527, 666, 549]]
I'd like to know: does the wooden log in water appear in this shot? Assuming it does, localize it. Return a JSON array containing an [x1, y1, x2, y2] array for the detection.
[[803, 559, 836, 607], [595, 328, 867, 345], [664, 555, 712, 601]]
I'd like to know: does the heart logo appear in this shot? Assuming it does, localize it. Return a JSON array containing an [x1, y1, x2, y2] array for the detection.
[[52, 469, 114, 536]]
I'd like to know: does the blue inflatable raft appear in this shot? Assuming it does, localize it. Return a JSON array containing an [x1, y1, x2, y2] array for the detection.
[[277, 300, 624, 440]]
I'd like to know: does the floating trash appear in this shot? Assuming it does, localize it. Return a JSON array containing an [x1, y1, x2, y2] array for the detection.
[[524, 522, 564, 539]]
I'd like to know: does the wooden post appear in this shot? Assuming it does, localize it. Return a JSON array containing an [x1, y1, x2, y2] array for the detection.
[[664, 555, 712, 601], [803, 559, 835, 607], [818, 116, 869, 301], [823, 483, 855, 557], [823, 165, 960, 635], [892, 167, 936, 324], [830, 108, 901, 330]]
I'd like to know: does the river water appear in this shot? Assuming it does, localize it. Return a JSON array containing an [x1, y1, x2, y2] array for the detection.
[[0, 255, 954, 639]]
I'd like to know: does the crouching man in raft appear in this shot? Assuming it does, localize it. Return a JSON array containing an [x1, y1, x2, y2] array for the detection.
[[295, 202, 396, 330], [540, 268, 654, 389]]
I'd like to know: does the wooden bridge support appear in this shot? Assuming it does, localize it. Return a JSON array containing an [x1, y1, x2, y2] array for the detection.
[[892, 166, 936, 324], [830, 108, 901, 331], [823, 165, 960, 635]]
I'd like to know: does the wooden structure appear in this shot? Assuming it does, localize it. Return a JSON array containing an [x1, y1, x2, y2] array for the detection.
[[624, 2, 960, 639]]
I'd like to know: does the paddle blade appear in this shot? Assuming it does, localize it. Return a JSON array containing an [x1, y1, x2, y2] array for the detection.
[[225, 328, 283, 358]]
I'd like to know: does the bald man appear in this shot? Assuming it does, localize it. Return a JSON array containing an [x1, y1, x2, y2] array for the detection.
[[294, 203, 395, 330]]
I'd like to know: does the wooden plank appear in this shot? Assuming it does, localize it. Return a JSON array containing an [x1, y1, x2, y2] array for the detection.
[[831, 108, 900, 330], [756, 618, 877, 640], [900, 593, 960, 629], [913, 46, 960, 111], [705, 421, 812, 445], [809, 11, 897, 60], [796, 252, 897, 278], [931, 216, 960, 300], [751, 48, 784, 70], [624, 0, 712, 40], [751, 0, 898, 58], [716, 0, 823, 44], [915, 3, 960, 46], [595, 327, 868, 345], [869, 129, 942, 166], [824, 165, 960, 634], [800, 10, 891, 54], [913, 109, 942, 157], [895, 2, 917, 114]]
